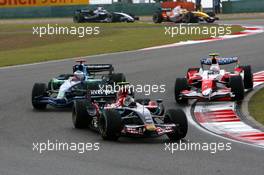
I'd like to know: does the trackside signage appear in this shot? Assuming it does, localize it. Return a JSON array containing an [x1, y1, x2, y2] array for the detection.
[[0, 0, 89, 7]]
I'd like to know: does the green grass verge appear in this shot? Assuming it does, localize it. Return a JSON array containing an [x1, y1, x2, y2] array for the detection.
[[249, 87, 264, 125], [0, 22, 244, 67]]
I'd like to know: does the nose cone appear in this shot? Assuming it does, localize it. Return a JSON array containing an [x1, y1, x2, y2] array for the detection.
[[202, 88, 212, 96], [145, 124, 156, 131]]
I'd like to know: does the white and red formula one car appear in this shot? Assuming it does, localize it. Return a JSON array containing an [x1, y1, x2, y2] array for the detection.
[[174, 53, 253, 104]]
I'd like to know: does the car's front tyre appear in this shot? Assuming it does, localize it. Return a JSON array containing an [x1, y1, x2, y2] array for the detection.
[[73, 12, 84, 23], [175, 78, 189, 105], [153, 12, 163, 23], [241, 65, 253, 89], [110, 73, 126, 84], [99, 109, 122, 141], [32, 83, 48, 110], [72, 100, 92, 129], [164, 109, 188, 141], [229, 75, 245, 101]]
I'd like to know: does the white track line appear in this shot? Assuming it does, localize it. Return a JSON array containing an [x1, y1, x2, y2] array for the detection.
[[141, 25, 264, 51]]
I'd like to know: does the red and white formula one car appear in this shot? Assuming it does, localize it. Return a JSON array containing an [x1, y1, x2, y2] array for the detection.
[[174, 53, 253, 104]]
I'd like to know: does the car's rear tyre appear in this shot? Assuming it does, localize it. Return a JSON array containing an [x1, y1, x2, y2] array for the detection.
[[175, 78, 189, 104], [73, 13, 84, 23], [157, 103, 165, 116], [229, 76, 244, 101], [241, 65, 253, 89], [72, 100, 92, 129], [109, 13, 120, 22], [110, 73, 126, 84], [183, 12, 198, 23], [106, 15, 114, 23], [48, 81, 52, 90], [187, 68, 200, 78], [32, 83, 48, 110], [164, 109, 188, 141], [153, 12, 163, 23], [207, 12, 216, 17], [99, 109, 122, 141]]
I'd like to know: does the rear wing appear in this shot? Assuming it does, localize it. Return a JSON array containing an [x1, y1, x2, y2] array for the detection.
[[73, 64, 114, 74], [86, 64, 114, 73], [200, 57, 239, 65]]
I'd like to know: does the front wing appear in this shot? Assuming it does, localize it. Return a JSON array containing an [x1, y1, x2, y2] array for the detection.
[[121, 123, 176, 137], [179, 90, 234, 101]]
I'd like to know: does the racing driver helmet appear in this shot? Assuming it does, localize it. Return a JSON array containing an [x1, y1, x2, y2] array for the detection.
[[210, 57, 220, 73], [73, 70, 85, 81], [117, 84, 129, 98], [210, 64, 220, 73], [123, 96, 136, 107], [96, 7, 104, 12]]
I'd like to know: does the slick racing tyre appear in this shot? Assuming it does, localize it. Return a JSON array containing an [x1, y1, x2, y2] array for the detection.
[[207, 12, 216, 17], [153, 12, 163, 23], [183, 12, 199, 23], [241, 65, 253, 89], [105, 15, 114, 23], [48, 81, 52, 91], [107, 13, 119, 23], [156, 102, 165, 116], [164, 109, 188, 141], [99, 109, 122, 141], [73, 13, 84, 23], [110, 73, 126, 83], [72, 100, 92, 129], [229, 75, 245, 101], [32, 83, 48, 110], [174, 78, 189, 105]]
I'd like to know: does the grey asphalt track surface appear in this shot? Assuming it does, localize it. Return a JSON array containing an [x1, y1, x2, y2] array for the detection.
[[0, 20, 264, 175]]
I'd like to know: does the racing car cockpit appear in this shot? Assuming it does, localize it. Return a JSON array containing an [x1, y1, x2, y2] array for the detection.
[[94, 7, 108, 15], [72, 61, 114, 80], [210, 55, 221, 74]]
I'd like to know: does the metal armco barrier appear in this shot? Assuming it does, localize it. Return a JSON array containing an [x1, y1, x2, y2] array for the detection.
[[223, 0, 264, 14]]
